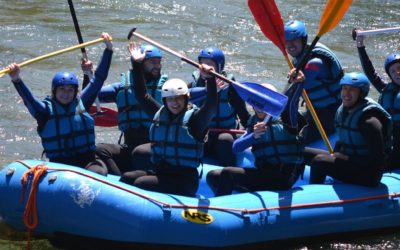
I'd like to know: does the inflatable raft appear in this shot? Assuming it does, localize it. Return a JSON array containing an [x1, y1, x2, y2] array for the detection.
[[0, 139, 399, 249]]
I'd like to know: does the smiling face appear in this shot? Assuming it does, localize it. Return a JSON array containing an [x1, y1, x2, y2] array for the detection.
[[165, 95, 187, 115], [55, 85, 76, 105], [285, 38, 304, 57], [388, 62, 400, 85], [341, 85, 361, 108], [143, 57, 161, 79]]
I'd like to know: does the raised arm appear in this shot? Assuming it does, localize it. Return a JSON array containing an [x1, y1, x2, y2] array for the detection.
[[129, 42, 161, 117], [189, 65, 218, 140], [355, 33, 387, 92], [80, 33, 113, 109], [7, 63, 48, 121]]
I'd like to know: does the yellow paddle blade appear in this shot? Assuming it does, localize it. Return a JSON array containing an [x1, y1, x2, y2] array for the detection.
[[318, 0, 353, 36], [0, 36, 111, 78]]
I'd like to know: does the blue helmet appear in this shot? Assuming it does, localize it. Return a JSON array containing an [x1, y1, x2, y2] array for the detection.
[[384, 52, 400, 76], [340, 72, 370, 95], [198, 47, 225, 73], [140, 44, 162, 60], [52, 72, 79, 89], [284, 20, 308, 42]]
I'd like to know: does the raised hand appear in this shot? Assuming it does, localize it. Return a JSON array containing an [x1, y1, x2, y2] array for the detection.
[[7, 63, 21, 82], [128, 41, 146, 63], [101, 32, 113, 51], [356, 33, 364, 48]]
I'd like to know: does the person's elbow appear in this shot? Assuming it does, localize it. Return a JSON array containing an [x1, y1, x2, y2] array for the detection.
[[232, 141, 243, 154]]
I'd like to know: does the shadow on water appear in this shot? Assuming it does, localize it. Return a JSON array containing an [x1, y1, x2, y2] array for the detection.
[[0, 218, 55, 250]]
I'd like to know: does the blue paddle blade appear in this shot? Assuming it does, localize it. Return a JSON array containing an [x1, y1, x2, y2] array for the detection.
[[233, 81, 288, 116]]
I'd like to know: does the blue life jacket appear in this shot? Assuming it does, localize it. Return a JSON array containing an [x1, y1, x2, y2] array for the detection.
[[379, 82, 400, 127], [294, 43, 343, 108], [191, 70, 238, 129], [39, 97, 95, 160], [248, 115, 304, 168], [150, 106, 204, 168], [116, 70, 167, 131], [335, 98, 392, 156]]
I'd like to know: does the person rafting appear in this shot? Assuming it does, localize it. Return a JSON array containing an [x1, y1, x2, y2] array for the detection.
[[119, 42, 217, 197], [189, 47, 250, 167], [284, 20, 344, 144], [306, 72, 392, 187], [355, 32, 400, 170], [6, 33, 113, 175], [206, 69, 306, 196], [82, 44, 167, 176]]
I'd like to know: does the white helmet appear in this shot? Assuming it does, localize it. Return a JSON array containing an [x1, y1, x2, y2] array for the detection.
[[161, 78, 189, 98], [261, 83, 277, 92]]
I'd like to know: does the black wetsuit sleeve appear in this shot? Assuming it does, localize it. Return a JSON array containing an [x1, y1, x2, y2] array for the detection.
[[132, 61, 161, 117], [228, 85, 250, 127], [350, 112, 385, 166], [358, 46, 387, 93], [189, 76, 218, 141]]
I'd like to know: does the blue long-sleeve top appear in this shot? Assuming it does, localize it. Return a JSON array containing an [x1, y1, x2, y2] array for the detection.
[[232, 82, 304, 153], [12, 48, 113, 128]]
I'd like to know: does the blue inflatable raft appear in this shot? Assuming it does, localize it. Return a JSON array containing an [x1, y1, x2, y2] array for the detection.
[[0, 139, 399, 249]]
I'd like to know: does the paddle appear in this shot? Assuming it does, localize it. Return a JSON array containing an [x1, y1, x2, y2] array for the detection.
[[248, 0, 352, 154], [67, 0, 118, 127], [295, 0, 353, 72], [0, 38, 107, 78], [127, 28, 288, 117], [352, 27, 400, 38]]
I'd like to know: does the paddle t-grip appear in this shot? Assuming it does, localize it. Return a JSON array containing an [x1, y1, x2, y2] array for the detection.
[[127, 28, 137, 40], [352, 28, 358, 41]]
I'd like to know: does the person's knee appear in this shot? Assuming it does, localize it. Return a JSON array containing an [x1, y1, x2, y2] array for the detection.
[[219, 167, 235, 180], [218, 133, 234, 143], [120, 171, 135, 184], [95, 143, 113, 158], [310, 154, 328, 166], [206, 169, 221, 189], [85, 159, 108, 176]]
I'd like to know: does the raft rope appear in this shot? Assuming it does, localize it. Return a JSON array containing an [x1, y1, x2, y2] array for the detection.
[[19, 162, 48, 250], [15, 160, 400, 217]]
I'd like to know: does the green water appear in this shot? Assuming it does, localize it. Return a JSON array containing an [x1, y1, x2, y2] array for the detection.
[[0, 0, 399, 249]]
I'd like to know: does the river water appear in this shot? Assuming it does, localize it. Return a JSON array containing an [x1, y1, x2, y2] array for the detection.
[[0, 0, 399, 249]]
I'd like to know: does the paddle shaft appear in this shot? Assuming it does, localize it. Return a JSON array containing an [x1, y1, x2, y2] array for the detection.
[[285, 52, 334, 154], [67, 0, 87, 59], [130, 31, 236, 85], [356, 27, 400, 36], [293, 40, 334, 154], [68, 0, 102, 112], [0, 38, 106, 78]]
